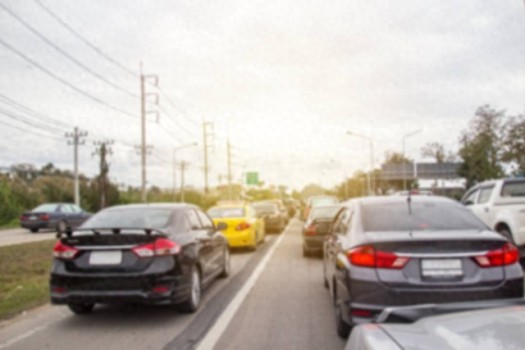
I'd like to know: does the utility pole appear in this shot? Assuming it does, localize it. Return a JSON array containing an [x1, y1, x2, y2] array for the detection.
[[172, 142, 197, 201], [93, 140, 113, 209], [139, 64, 159, 203], [202, 122, 214, 194], [227, 139, 232, 200], [179, 161, 189, 203], [65, 127, 87, 206]]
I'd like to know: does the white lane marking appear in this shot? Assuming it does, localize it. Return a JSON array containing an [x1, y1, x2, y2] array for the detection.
[[196, 225, 291, 350], [0, 325, 48, 349]]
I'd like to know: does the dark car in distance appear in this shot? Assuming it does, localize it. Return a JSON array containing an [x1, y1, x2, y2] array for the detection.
[[302, 204, 340, 257], [323, 196, 524, 338], [253, 201, 286, 233], [50, 203, 230, 314], [20, 203, 91, 233]]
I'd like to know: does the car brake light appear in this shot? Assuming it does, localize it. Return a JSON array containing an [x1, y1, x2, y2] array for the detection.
[[473, 243, 519, 267], [351, 309, 373, 318], [347, 245, 409, 269], [40, 214, 49, 221], [20, 215, 28, 221], [235, 222, 251, 231], [132, 238, 180, 258], [53, 241, 79, 260], [304, 224, 317, 236]]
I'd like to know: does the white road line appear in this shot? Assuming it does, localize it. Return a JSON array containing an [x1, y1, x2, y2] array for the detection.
[[0, 325, 48, 349], [196, 225, 291, 350]]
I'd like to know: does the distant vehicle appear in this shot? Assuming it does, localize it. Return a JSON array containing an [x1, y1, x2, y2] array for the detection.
[[207, 204, 265, 250], [20, 203, 91, 233], [50, 203, 230, 315], [283, 198, 298, 218], [252, 201, 286, 233], [266, 199, 290, 224], [462, 178, 525, 246], [323, 196, 523, 338], [303, 195, 339, 220], [392, 190, 433, 196], [346, 299, 525, 350], [302, 204, 340, 257]]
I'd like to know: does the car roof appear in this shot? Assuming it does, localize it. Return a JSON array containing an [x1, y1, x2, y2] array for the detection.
[[342, 195, 457, 207], [104, 203, 197, 211]]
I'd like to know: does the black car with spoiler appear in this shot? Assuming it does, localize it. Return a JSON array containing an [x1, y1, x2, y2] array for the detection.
[[50, 203, 230, 315]]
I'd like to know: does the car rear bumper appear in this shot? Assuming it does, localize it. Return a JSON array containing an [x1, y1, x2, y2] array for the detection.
[[303, 235, 326, 253], [339, 276, 524, 325], [225, 229, 254, 248]]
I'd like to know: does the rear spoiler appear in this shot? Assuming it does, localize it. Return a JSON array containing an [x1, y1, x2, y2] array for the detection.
[[376, 298, 525, 324], [56, 227, 167, 239]]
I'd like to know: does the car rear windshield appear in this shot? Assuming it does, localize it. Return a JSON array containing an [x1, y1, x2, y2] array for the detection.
[[81, 208, 172, 229], [310, 206, 340, 220], [32, 204, 59, 212], [253, 203, 278, 214], [501, 181, 525, 197], [362, 202, 487, 232], [208, 207, 245, 218], [311, 197, 337, 207]]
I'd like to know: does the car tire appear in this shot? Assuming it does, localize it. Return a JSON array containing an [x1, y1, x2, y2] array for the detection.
[[303, 246, 309, 257], [177, 266, 201, 313], [68, 303, 95, 315], [57, 220, 67, 233], [219, 248, 231, 278], [335, 302, 352, 338], [29, 228, 38, 233], [498, 228, 515, 244]]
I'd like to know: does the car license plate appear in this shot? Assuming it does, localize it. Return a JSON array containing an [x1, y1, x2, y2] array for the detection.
[[89, 251, 122, 265], [29, 215, 37, 221], [421, 259, 463, 278]]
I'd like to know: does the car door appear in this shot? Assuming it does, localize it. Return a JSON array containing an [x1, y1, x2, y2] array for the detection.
[[186, 208, 214, 279], [326, 207, 350, 292], [196, 209, 223, 274], [471, 185, 496, 227], [69, 204, 85, 227]]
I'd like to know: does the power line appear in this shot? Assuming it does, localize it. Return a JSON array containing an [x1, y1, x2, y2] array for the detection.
[[32, 0, 139, 79], [0, 37, 138, 120], [0, 106, 65, 134], [0, 2, 140, 100], [0, 116, 62, 141]]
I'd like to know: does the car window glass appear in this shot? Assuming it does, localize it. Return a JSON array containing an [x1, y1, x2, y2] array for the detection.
[[32, 204, 59, 212], [196, 210, 214, 229], [186, 209, 202, 230], [60, 205, 73, 213], [462, 189, 479, 205], [71, 205, 82, 213], [501, 181, 525, 197], [333, 208, 349, 234], [477, 186, 494, 204]]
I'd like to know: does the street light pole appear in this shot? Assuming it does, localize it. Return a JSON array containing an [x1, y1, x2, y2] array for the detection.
[[402, 129, 422, 191], [347, 131, 374, 196], [173, 142, 197, 201]]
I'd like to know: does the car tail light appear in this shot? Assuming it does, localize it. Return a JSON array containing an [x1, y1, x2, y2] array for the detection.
[[20, 215, 28, 221], [235, 222, 251, 231], [473, 243, 519, 267], [132, 238, 180, 258], [151, 285, 170, 294], [304, 224, 317, 236], [52, 286, 67, 294], [351, 309, 373, 318], [53, 241, 79, 260], [347, 245, 409, 269], [40, 214, 49, 221]]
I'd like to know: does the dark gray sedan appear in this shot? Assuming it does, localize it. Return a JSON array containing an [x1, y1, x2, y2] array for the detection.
[[20, 203, 91, 233], [323, 196, 524, 338]]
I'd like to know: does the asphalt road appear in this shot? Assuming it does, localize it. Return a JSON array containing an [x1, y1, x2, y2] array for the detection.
[[0, 219, 345, 350], [0, 228, 56, 247]]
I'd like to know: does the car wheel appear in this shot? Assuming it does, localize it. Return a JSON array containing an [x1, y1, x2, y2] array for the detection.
[[68, 303, 95, 315], [29, 228, 38, 233], [57, 220, 67, 233], [498, 228, 515, 244], [323, 264, 329, 289], [219, 248, 231, 278], [177, 266, 201, 313], [303, 246, 309, 257], [335, 301, 352, 338]]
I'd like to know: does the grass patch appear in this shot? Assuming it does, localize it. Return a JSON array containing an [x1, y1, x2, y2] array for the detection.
[[0, 240, 55, 320], [0, 218, 20, 229]]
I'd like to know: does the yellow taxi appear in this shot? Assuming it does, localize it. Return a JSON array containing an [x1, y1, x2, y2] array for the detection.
[[207, 202, 265, 250]]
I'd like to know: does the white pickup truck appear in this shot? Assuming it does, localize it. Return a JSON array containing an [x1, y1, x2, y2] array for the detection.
[[461, 179, 525, 246]]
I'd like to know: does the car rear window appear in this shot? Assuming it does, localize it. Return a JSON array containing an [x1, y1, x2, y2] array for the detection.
[[310, 206, 340, 220], [253, 203, 278, 214], [208, 207, 245, 218], [501, 181, 525, 197], [32, 204, 59, 212], [81, 208, 172, 229], [362, 202, 487, 232]]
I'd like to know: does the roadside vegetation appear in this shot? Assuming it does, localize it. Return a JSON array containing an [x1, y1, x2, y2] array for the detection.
[[0, 240, 55, 320]]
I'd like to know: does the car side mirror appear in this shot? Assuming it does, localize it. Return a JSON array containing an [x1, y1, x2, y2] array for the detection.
[[216, 222, 227, 231]]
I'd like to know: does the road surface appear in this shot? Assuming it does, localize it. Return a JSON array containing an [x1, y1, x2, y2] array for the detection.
[[0, 228, 56, 247]]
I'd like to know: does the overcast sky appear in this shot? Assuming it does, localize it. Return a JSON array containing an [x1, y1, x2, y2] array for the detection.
[[0, 0, 524, 192]]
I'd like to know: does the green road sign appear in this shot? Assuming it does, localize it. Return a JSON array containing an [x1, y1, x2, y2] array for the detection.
[[246, 172, 259, 185]]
